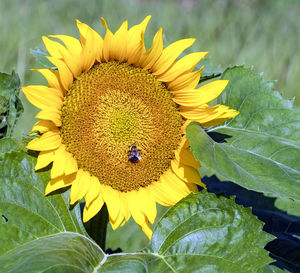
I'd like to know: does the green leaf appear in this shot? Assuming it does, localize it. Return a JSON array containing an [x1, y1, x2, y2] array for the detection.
[[260, 265, 290, 273], [274, 197, 300, 217], [0, 232, 104, 273], [186, 67, 300, 205], [0, 137, 23, 155], [0, 138, 87, 257], [101, 191, 273, 273], [30, 48, 56, 69], [0, 71, 23, 138]]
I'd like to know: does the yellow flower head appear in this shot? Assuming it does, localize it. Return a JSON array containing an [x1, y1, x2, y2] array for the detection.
[[22, 16, 239, 239]]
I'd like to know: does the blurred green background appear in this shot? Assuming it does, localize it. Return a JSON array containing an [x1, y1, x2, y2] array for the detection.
[[0, 0, 299, 139]]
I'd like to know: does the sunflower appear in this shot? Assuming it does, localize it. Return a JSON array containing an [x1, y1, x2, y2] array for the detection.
[[22, 16, 239, 239]]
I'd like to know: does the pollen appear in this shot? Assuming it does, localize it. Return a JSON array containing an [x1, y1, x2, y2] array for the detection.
[[61, 61, 183, 192]]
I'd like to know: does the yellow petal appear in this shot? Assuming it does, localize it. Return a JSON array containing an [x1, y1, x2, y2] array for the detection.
[[80, 27, 96, 72], [101, 17, 114, 62], [109, 212, 125, 231], [46, 57, 73, 91], [83, 191, 104, 222], [152, 38, 196, 75], [175, 137, 200, 169], [64, 152, 78, 176], [49, 35, 82, 56], [55, 43, 83, 78], [93, 31, 104, 62], [151, 171, 185, 206], [70, 170, 91, 205], [26, 130, 61, 151], [76, 19, 103, 62], [21, 85, 63, 110], [173, 80, 229, 107], [101, 184, 121, 222], [85, 176, 101, 208], [111, 20, 128, 62], [45, 173, 76, 195], [35, 108, 62, 127], [141, 222, 153, 240], [162, 170, 192, 196], [168, 67, 203, 91], [127, 191, 153, 239], [26, 85, 62, 99], [157, 52, 208, 83], [31, 120, 58, 134], [127, 15, 151, 64], [184, 114, 223, 128], [76, 19, 90, 44], [220, 108, 240, 119], [150, 182, 173, 207], [101, 19, 129, 62], [119, 192, 131, 225], [137, 188, 157, 224], [127, 32, 146, 65], [48, 35, 83, 77], [202, 109, 240, 127], [51, 144, 67, 179], [181, 104, 239, 126], [42, 36, 64, 58], [31, 69, 64, 93], [140, 27, 163, 70], [186, 182, 199, 193], [180, 104, 221, 120], [35, 149, 55, 170], [171, 158, 204, 186]]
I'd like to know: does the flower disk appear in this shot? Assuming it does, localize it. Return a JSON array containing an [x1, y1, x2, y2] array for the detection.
[[61, 62, 182, 192]]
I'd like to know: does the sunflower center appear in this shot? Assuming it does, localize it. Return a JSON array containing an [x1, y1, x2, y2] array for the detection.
[[61, 61, 182, 192]]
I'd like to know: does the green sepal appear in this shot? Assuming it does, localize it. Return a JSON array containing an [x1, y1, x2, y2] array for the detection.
[[30, 48, 56, 69]]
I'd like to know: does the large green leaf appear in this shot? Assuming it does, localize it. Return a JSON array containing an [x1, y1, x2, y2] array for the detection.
[[0, 71, 23, 138], [186, 67, 300, 206], [100, 191, 273, 273], [0, 138, 87, 257], [0, 232, 104, 273]]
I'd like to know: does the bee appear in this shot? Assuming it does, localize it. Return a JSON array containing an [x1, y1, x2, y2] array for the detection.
[[128, 145, 141, 163]]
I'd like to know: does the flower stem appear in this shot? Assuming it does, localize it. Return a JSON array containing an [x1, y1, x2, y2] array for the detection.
[[84, 204, 108, 250]]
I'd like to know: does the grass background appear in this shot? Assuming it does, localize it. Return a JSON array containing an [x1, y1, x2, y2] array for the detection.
[[1, 0, 299, 137]]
